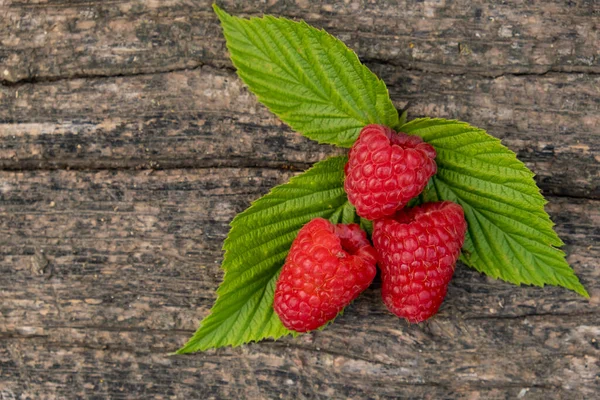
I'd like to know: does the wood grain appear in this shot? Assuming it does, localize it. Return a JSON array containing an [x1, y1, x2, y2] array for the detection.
[[1, 0, 598, 84], [1, 65, 598, 198], [1, 0, 599, 398], [1, 169, 599, 399]]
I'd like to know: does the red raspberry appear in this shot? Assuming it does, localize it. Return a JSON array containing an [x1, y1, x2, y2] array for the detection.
[[274, 218, 377, 332], [344, 124, 437, 220], [372, 201, 467, 323]]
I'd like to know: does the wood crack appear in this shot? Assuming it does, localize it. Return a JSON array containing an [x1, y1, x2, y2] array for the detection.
[[361, 57, 600, 78], [462, 310, 600, 321], [0, 157, 314, 173], [0, 62, 221, 88], [1, 58, 598, 88]]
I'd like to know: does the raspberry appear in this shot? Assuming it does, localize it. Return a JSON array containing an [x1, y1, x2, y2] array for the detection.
[[274, 218, 377, 332], [344, 124, 437, 220], [372, 201, 467, 323]]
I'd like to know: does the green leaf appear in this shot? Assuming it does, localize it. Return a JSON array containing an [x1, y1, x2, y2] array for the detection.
[[401, 118, 588, 297], [177, 156, 359, 353], [213, 5, 399, 147]]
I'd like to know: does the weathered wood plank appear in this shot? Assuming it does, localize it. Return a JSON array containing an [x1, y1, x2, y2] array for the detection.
[[1, 66, 598, 198], [1, 168, 596, 327], [1, 169, 598, 398], [1, 322, 597, 400], [1, 0, 599, 84]]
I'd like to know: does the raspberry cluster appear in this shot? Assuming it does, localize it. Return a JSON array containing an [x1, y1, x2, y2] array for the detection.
[[275, 125, 467, 332]]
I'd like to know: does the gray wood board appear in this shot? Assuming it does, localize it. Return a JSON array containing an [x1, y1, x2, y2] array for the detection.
[[1, 66, 598, 198]]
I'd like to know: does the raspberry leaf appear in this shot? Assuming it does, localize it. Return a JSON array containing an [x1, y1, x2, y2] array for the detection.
[[402, 118, 588, 297], [177, 156, 357, 353], [213, 5, 400, 147]]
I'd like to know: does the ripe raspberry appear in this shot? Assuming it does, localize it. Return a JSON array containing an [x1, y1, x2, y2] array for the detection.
[[274, 218, 377, 332], [344, 124, 437, 220], [372, 201, 467, 323]]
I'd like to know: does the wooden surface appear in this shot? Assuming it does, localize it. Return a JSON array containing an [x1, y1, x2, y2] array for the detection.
[[1, 1, 599, 399]]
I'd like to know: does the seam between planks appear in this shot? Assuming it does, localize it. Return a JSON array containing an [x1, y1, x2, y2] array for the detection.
[[1, 59, 599, 88]]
